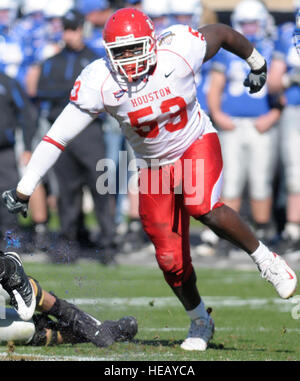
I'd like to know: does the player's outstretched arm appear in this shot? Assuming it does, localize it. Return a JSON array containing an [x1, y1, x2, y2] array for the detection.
[[199, 23, 267, 93], [2, 103, 95, 212]]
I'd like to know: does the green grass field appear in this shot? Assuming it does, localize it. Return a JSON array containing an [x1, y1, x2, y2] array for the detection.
[[1, 261, 300, 361]]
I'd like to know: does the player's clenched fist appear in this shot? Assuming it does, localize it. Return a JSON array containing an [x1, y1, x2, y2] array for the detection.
[[244, 60, 267, 94], [243, 47, 267, 94]]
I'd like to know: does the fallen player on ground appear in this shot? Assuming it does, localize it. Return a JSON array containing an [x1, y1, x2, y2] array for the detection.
[[0, 251, 138, 346]]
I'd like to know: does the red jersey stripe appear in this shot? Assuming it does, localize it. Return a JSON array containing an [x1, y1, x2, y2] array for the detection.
[[42, 136, 65, 151]]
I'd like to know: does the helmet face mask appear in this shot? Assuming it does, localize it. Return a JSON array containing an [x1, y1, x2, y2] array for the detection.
[[238, 20, 261, 37], [104, 36, 156, 80], [103, 8, 157, 82]]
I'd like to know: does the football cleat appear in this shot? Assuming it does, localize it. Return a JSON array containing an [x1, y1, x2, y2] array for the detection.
[[259, 253, 298, 299], [102, 316, 138, 342], [180, 308, 214, 351], [0, 251, 36, 321]]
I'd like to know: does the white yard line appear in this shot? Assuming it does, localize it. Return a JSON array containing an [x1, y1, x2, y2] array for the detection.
[[0, 351, 107, 361], [0, 351, 148, 362], [141, 327, 300, 333]]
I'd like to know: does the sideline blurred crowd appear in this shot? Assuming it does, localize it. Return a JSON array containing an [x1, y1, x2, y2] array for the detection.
[[0, 0, 299, 263]]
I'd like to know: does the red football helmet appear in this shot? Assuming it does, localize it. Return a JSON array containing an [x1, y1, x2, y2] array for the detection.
[[103, 8, 157, 81]]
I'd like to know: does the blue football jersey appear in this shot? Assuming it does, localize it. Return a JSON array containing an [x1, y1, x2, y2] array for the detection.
[[84, 27, 106, 58], [211, 39, 274, 117], [14, 15, 47, 61], [0, 29, 27, 87], [274, 22, 300, 106], [196, 60, 212, 114]]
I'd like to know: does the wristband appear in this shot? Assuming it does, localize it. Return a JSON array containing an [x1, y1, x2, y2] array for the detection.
[[246, 48, 266, 71]]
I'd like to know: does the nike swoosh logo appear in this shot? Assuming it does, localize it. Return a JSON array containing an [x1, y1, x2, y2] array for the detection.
[[286, 270, 294, 280], [273, 252, 295, 280], [165, 69, 175, 78]]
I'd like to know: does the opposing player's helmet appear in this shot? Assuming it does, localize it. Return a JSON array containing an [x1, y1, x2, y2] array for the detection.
[[0, 0, 17, 11], [103, 8, 156, 82], [231, 0, 269, 43], [170, 0, 203, 29], [44, 0, 74, 19], [21, 0, 47, 16], [142, 0, 171, 33], [0, 0, 18, 28]]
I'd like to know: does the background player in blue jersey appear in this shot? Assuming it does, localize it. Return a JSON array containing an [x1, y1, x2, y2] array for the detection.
[[169, 0, 214, 115], [207, 0, 281, 256], [125, 0, 142, 10], [13, 0, 48, 90], [0, 72, 37, 251], [141, 0, 171, 35], [268, 1, 300, 254], [295, 8, 300, 56], [76, 0, 112, 58], [0, 0, 28, 87]]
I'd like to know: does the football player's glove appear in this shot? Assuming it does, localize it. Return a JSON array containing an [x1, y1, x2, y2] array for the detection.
[[2, 189, 28, 218], [244, 60, 267, 94]]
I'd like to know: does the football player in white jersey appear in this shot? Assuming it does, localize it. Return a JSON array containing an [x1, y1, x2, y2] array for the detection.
[[1, 8, 298, 351]]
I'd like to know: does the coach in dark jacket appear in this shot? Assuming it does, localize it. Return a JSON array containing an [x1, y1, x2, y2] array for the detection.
[[36, 9, 116, 264], [0, 72, 37, 250]]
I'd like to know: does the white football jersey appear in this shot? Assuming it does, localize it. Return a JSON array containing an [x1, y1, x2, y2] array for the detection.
[[70, 24, 215, 165]]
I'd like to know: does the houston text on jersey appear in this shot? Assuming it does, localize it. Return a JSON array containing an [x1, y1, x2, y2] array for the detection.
[[130, 86, 171, 107]]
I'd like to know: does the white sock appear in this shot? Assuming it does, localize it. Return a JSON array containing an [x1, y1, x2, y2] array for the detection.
[[186, 300, 207, 320], [250, 241, 273, 268]]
